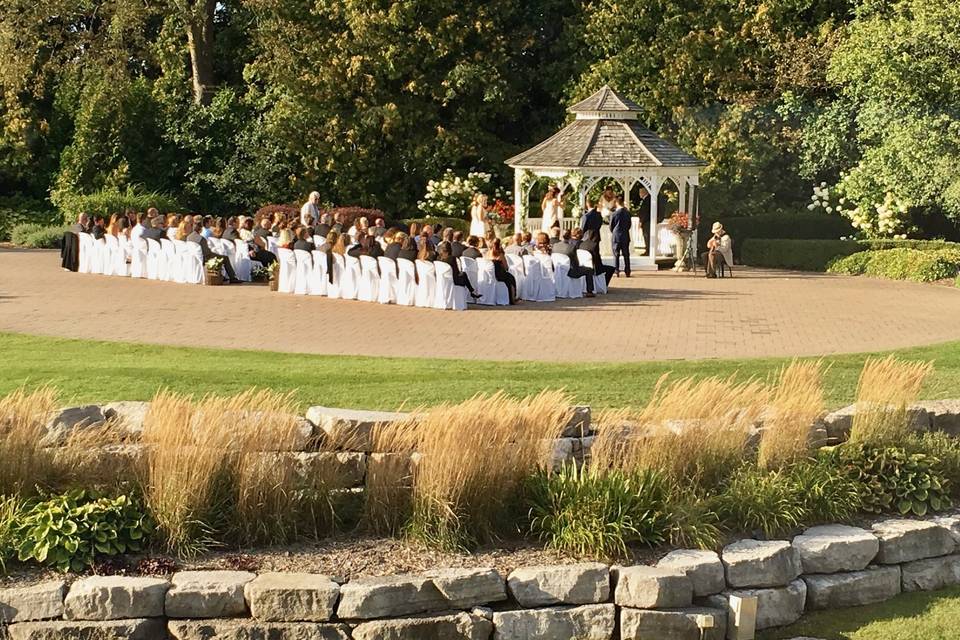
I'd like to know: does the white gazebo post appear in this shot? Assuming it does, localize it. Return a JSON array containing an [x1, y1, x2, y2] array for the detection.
[[513, 172, 523, 234], [649, 175, 661, 262]]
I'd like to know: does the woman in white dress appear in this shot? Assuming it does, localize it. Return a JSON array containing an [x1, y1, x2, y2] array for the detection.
[[598, 187, 617, 222], [540, 186, 564, 232], [469, 194, 487, 238]]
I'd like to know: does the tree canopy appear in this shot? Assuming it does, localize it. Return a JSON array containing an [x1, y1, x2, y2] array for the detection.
[[0, 0, 957, 236]]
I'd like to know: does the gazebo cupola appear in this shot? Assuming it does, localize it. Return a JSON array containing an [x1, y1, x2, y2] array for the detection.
[[505, 85, 706, 268]]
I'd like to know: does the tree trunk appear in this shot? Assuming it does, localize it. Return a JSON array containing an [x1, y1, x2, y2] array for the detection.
[[186, 0, 216, 105]]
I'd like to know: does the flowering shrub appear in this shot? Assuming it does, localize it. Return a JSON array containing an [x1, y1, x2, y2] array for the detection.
[[808, 180, 910, 239], [419, 170, 503, 218]]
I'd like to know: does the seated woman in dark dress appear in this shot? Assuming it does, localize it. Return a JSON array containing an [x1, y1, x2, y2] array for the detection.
[[486, 237, 519, 305], [438, 241, 480, 299]]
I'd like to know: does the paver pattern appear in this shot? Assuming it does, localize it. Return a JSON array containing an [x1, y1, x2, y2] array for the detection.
[[2, 248, 959, 362]]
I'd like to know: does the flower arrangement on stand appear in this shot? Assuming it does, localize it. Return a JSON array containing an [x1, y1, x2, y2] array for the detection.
[[485, 200, 515, 237], [204, 257, 225, 286], [667, 211, 692, 272]]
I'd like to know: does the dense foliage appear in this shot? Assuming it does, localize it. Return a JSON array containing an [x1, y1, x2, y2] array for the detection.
[[741, 239, 960, 273], [828, 248, 960, 282], [0, 0, 957, 236]]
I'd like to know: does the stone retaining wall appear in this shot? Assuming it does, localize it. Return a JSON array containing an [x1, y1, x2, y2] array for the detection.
[[4, 514, 960, 639]]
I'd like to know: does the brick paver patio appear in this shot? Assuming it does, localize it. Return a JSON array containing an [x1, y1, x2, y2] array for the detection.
[[2, 248, 959, 362]]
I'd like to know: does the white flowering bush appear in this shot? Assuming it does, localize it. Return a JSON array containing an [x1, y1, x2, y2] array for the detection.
[[808, 179, 909, 239], [418, 170, 503, 218]]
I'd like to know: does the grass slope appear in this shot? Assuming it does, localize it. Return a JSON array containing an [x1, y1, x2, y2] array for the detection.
[[4, 332, 960, 410], [759, 587, 960, 640]]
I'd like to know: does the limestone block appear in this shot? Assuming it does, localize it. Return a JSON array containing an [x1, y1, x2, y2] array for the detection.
[[244, 572, 339, 622], [802, 566, 901, 610], [792, 525, 879, 574], [722, 540, 801, 588], [64, 576, 168, 620], [507, 563, 609, 608]]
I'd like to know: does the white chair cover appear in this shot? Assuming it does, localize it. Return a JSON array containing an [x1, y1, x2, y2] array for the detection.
[[103, 235, 119, 276], [145, 238, 161, 280], [172, 239, 190, 284], [552, 253, 583, 299], [536, 254, 557, 302], [458, 256, 479, 291], [506, 254, 526, 296], [233, 239, 252, 281], [475, 258, 509, 306], [377, 256, 398, 304], [129, 237, 147, 278], [309, 250, 327, 296], [433, 261, 467, 311], [358, 255, 380, 302], [414, 260, 436, 308], [328, 254, 344, 299], [293, 249, 313, 295], [578, 249, 607, 294], [395, 259, 417, 306], [313, 236, 326, 248], [181, 242, 204, 284], [267, 236, 279, 255], [89, 237, 106, 275], [340, 255, 361, 300], [276, 248, 297, 294], [116, 236, 132, 277], [521, 255, 545, 302], [160, 239, 177, 282], [77, 233, 92, 274]]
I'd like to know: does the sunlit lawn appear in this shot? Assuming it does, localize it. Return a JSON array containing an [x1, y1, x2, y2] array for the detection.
[[3, 332, 960, 409]]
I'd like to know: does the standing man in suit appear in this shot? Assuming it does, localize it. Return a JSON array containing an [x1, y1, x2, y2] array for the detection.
[[580, 198, 603, 238], [609, 195, 632, 277]]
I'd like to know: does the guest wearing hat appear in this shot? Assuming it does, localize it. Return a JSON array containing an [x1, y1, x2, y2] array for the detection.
[[702, 222, 733, 278]]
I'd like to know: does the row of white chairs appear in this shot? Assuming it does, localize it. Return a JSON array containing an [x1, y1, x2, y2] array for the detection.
[[275, 249, 607, 311], [77, 233, 261, 284]]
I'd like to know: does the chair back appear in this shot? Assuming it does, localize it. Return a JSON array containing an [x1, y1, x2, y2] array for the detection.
[[276, 247, 297, 294], [432, 260, 464, 311], [458, 256, 479, 290], [414, 259, 436, 308], [293, 249, 313, 295], [395, 259, 417, 306]]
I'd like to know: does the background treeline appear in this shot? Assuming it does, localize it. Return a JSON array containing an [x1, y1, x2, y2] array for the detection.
[[0, 0, 958, 236]]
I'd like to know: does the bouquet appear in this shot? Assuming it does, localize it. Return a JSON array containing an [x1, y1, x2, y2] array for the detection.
[[205, 256, 225, 272], [485, 199, 515, 225], [667, 211, 691, 235]]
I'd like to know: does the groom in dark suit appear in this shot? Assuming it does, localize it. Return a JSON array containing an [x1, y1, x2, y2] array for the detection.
[[579, 199, 602, 237], [610, 195, 632, 277]]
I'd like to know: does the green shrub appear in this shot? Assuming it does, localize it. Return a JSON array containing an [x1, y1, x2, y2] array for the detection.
[[697, 213, 855, 260], [526, 463, 669, 558], [10, 224, 68, 249], [400, 217, 470, 235], [0, 198, 59, 242], [714, 466, 807, 537], [12, 490, 153, 572], [0, 495, 21, 572], [788, 459, 863, 524], [740, 239, 864, 271], [827, 249, 872, 275], [907, 433, 960, 498], [832, 444, 952, 516], [663, 486, 722, 549], [54, 186, 179, 221], [828, 248, 960, 282]]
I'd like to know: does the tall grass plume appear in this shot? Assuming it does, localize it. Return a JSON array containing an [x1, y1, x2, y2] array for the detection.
[[848, 356, 932, 445], [758, 360, 825, 470]]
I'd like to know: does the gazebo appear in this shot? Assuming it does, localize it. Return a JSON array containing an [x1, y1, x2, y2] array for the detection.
[[505, 86, 706, 269]]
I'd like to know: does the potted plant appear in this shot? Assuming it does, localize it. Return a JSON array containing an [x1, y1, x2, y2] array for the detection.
[[204, 257, 225, 285], [267, 260, 280, 291], [251, 264, 269, 284]]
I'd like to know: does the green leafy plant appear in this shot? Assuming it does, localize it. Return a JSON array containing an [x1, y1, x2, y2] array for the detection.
[[9, 224, 68, 248], [13, 490, 153, 572], [0, 495, 22, 573], [908, 432, 960, 496], [713, 466, 807, 538], [526, 463, 669, 558], [832, 444, 952, 516], [663, 486, 722, 549], [788, 459, 863, 524], [828, 248, 960, 282]]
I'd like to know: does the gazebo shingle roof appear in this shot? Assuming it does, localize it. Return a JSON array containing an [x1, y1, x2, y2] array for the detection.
[[505, 119, 705, 169], [568, 85, 644, 113]]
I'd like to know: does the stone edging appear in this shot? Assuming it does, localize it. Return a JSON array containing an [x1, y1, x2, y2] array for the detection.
[[3, 514, 960, 639]]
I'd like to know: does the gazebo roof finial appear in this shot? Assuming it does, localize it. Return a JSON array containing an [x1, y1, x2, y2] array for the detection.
[[568, 85, 643, 115]]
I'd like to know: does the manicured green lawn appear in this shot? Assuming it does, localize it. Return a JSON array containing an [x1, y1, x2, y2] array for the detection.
[[3, 332, 960, 410], [759, 587, 960, 640]]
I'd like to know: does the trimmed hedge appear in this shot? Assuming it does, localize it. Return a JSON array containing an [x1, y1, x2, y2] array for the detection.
[[740, 239, 865, 271], [400, 217, 470, 235], [828, 248, 960, 283], [0, 196, 59, 242], [10, 224, 69, 249], [697, 213, 855, 259]]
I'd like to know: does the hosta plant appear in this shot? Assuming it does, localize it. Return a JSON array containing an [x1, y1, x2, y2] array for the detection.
[[14, 490, 153, 572], [832, 444, 951, 516]]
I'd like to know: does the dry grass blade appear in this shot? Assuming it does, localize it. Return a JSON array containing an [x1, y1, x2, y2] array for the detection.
[[0, 386, 58, 496], [849, 356, 933, 445], [592, 374, 769, 490], [758, 360, 825, 470]]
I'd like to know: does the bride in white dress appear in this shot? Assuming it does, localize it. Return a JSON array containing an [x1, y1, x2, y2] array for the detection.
[[540, 186, 564, 232], [598, 187, 617, 222], [469, 194, 487, 238]]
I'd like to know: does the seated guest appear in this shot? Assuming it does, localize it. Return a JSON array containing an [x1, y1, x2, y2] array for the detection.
[[70, 212, 90, 234], [91, 216, 106, 240], [347, 230, 384, 258], [483, 230, 497, 250], [332, 211, 345, 233], [116, 217, 130, 240], [277, 226, 295, 250], [213, 218, 227, 239], [521, 231, 534, 249], [187, 221, 241, 283], [253, 216, 272, 248], [549, 226, 562, 245], [141, 216, 166, 241], [534, 232, 552, 255], [441, 227, 455, 246], [201, 216, 214, 238], [397, 235, 419, 262], [408, 221, 422, 242], [316, 230, 338, 283], [575, 228, 615, 284], [238, 217, 255, 242], [486, 237, 519, 305], [106, 213, 120, 237], [553, 229, 596, 297], [702, 222, 733, 278], [293, 227, 315, 252], [438, 241, 480, 299], [431, 225, 443, 248], [505, 233, 527, 256], [315, 213, 332, 238], [385, 231, 405, 260], [417, 231, 437, 261], [175, 218, 192, 241], [450, 230, 466, 258], [373, 217, 387, 237], [165, 214, 180, 240], [331, 230, 349, 256], [461, 235, 483, 259], [130, 212, 147, 244], [365, 229, 384, 258]]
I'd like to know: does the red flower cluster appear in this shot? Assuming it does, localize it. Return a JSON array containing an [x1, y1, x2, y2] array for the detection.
[[668, 211, 691, 233], [486, 199, 515, 223]]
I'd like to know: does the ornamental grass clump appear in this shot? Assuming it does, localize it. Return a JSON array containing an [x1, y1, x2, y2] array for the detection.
[[141, 389, 333, 555], [0, 386, 58, 496], [592, 375, 770, 491], [385, 391, 570, 551], [758, 360, 825, 470], [848, 356, 932, 445]]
